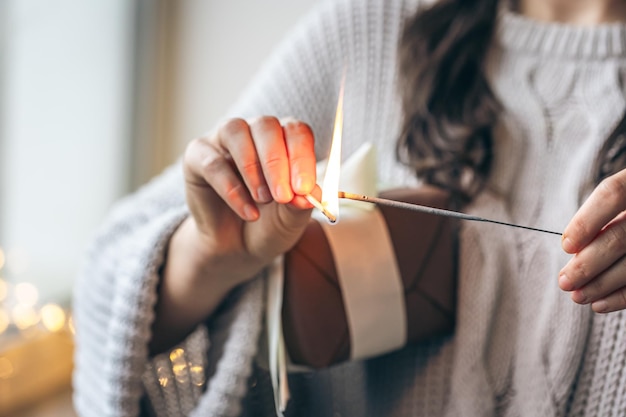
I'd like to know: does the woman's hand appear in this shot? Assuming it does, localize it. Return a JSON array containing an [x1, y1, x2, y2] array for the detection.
[[151, 116, 318, 353], [183, 116, 318, 277], [560, 169, 626, 313]]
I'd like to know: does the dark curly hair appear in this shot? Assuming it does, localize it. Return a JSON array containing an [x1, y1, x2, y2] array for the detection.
[[397, 0, 626, 203]]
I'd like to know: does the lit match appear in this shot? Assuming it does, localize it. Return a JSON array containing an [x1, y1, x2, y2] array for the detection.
[[305, 194, 337, 223]]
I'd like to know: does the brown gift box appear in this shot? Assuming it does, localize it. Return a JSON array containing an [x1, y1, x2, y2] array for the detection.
[[282, 186, 458, 369]]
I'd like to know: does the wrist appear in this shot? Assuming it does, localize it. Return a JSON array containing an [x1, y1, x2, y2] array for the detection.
[[151, 216, 259, 354], [166, 216, 263, 300]]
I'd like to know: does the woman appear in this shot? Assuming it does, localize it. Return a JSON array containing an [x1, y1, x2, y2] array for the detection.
[[73, 0, 626, 415]]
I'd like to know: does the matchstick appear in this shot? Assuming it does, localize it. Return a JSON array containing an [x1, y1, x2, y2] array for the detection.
[[305, 194, 337, 223]]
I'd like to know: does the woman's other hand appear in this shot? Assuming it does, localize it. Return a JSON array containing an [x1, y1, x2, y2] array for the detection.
[[560, 168, 626, 313]]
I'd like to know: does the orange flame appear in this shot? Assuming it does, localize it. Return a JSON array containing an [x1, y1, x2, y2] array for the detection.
[[321, 74, 345, 220]]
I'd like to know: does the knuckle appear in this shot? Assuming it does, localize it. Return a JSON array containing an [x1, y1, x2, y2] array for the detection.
[[224, 181, 246, 202], [289, 154, 311, 170], [250, 116, 281, 133], [571, 260, 588, 283], [605, 223, 626, 252], [284, 120, 313, 138], [599, 176, 626, 205], [183, 138, 216, 179], [183, 138, 203, 162], [219, 118, 249, 138], [264, 154, 285, 171], [199, 153, 224, 178], [570, 216, 589, 243], [240, 159, 262, 178]]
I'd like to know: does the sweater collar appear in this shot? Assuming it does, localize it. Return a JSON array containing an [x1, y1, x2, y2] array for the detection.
[[496, 3, 626, 59]]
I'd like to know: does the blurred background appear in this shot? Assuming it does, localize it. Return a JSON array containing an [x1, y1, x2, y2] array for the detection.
[[0, 0, 320, 415]]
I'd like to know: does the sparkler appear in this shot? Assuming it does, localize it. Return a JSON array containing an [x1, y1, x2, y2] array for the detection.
[[338, 191, 562, 235], [305, 192, 561, 235]]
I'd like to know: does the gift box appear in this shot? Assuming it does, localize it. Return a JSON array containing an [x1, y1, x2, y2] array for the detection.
[[282, 186, 457, 369]]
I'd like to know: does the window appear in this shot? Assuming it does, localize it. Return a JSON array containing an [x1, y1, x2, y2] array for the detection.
[[0, 1, 136, 414], [0, 0, 319, 414]]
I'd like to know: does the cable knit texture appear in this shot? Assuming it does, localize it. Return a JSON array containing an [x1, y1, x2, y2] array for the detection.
[[73, 0, 626, 415]]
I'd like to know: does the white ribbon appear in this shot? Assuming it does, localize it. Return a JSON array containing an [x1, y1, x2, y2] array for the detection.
[[266, 143, 406, 415], [266, 257, 290, 414], [318, 205, 405, 359]]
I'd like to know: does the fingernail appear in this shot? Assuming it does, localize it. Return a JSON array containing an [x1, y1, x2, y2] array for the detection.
[[243, 204, 258, 221], [275, 184, 293, 202], [572, 289, 587, 304], [295, 174, 314, 194], [562, 236, 576, 253], [559, 274, 574, 291], [257, 185, 272, 203], [592, 299, 608, 313]]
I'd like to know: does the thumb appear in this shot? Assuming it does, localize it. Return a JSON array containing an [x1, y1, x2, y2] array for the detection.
[[274, 184, 323, 244], [244, 203, 312, 262], [277, 199, 315, 240], [244, 186, 321, 261]]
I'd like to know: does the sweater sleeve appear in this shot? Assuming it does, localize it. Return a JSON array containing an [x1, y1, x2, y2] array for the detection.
[[72, 0, 417, 415], [72, 162, 189, 417]]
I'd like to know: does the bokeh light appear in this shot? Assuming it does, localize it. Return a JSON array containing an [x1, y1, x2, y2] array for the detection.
[[170, 348, 188, 384], [189, 364, 205, 387], [169, 348, 185, 362], [11, 304, 40, 330], [0, 279, 7, 302], [41, 303, 66, 332], [156, 366, 169, 387], [14, 282, 39, 306], [0, 310, 9, 335]]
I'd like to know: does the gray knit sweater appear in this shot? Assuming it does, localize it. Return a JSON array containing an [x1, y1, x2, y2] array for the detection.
[[73, 0, 626, 415]]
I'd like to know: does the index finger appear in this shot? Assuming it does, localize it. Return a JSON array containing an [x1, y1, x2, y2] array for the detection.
[[563, 171, 626, 253]]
